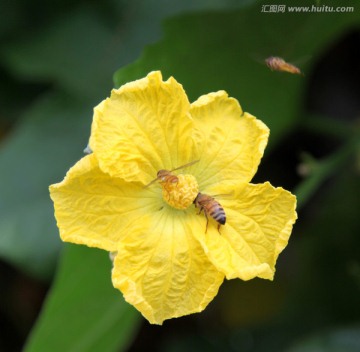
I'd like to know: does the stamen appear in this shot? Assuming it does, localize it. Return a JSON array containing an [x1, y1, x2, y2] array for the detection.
[[161, 174, 199, 209]]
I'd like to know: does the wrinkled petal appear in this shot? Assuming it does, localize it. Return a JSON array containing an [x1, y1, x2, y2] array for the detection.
[[89, 71, 196, 184], [111, 210, 224, 325], [49, 71, 298, 325], [191, 182, 297, 280], [49, 154, 161, 251], [190, 91, 269, 188]]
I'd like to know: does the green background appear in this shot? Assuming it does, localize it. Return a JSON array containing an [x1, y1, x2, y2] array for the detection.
[[0, 0, 359, 350]]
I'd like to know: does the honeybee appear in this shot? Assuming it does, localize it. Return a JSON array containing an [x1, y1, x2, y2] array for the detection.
[[265, 56, 302, 75], [194, 193, 226, 233], [144, 160, 199, 188]]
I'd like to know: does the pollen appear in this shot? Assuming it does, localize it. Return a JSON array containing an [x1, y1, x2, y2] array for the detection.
[[161, 174, 199, 209]]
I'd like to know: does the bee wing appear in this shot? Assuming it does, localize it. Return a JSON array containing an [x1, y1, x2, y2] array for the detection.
[[143, 177, 159, 188], [211, 191, 234, 198], [170, 159, 200, 172], [290, 54, 311, 66]]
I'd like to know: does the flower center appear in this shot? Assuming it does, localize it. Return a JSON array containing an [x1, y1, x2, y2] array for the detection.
[[161, 174, 199, 209]]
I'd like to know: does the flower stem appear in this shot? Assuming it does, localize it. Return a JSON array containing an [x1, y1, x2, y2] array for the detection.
[[301, 114, 354, 140], [294, 135, 359, 210]]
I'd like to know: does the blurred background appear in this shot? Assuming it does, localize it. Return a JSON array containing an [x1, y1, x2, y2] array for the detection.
[[0, 0, 359, 351]]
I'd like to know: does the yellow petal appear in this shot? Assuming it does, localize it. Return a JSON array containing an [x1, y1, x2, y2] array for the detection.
[[89, 71, 195, 184], [191, 182, 297, 280], [49, 154, 160, 251], [190, 91, 269, 188], [111, 210, 224, 325]]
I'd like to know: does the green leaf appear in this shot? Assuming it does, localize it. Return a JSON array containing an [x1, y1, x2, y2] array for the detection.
[[114, 0, 359, 149], [1, 1, 253, 100], [24, 244, 141, 352], [2, 10, 117, 100], [0, 92, 90, 280]]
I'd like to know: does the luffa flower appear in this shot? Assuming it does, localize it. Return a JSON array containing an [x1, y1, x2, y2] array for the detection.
[[49, 71, 297, 325]]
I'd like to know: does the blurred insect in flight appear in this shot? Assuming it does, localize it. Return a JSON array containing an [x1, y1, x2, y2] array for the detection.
[[144, 160, 199, 188], [265, 56, 302, 75], [194, 193, 226, 233]]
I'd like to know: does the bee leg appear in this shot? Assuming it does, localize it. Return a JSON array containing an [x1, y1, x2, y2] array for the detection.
[[197, 206, 204, 216], [217, 224, 222, 235], [205, 219, 209, 233], [204, 211, 209, 234]]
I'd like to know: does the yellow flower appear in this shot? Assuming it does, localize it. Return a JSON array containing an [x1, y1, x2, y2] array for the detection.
[[49, 71, 297, 325]]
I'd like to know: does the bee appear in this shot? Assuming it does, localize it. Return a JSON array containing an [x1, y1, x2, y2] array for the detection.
[[144, 160, 199, 188], [265, 56, 302, 75], [194, 193, 226, 233]]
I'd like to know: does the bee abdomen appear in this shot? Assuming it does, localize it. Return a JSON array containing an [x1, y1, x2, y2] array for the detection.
[[209, 205, 226, 225], [214, 212, 226, 225]]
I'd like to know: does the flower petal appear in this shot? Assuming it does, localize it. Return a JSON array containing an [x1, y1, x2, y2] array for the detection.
[[190, 91, 269, 188], [191, 182, 297, 280], [49, 154, 160, 251], [89, 71, 195, 184], [111, 210, 224, 325]]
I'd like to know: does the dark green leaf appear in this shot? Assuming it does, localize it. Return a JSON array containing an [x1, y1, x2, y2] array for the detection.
[[24, 244, 141, 352], [1, 1, 253, 100], [2, 10, 117, 100], [0, 92, 90, 279]]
